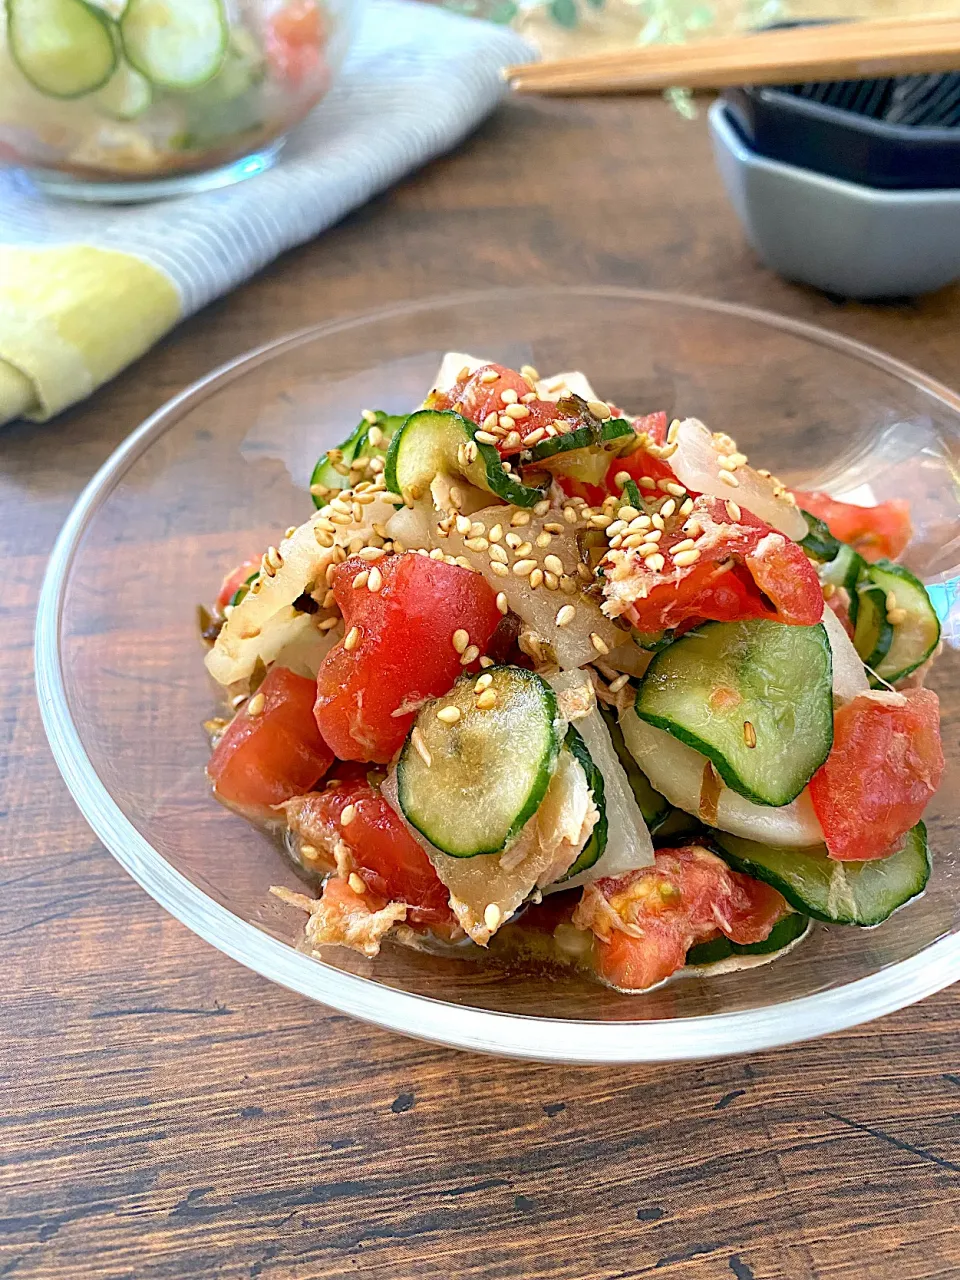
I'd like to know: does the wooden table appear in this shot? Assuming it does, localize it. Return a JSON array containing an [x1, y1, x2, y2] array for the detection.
[[3, 97, 960, 1280]]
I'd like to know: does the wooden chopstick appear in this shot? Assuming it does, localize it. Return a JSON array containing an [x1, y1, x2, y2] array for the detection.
[[505, 14, 960, 96]]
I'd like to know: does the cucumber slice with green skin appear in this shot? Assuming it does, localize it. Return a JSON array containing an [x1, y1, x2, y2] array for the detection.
[[527, 417, 634, 464], [800, 509, 841, 563], [599, 704, 669, 831], [686, 910, 810, 965], [652, 807, 705, 846], [397, 665, 562, 858], [385, 410, 548, 510], [120, 0, 227, 90], [863, 561, 941, 685], [710, 823, 930, 925], [311, 412, 404, 506], [852, 578, 893, 669], [819, 543, 866, 624], [634, 628, 674, 653], [228, 572, 258, 609], [559, 725, 608, 880], [636, 618, 834, 808], [620, 478, 644, 510], [8, 0, 117, 98]]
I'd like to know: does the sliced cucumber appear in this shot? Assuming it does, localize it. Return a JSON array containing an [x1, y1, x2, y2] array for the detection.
[[634, 628, 674, 653], [800, 509, 841, 563], [8, 0, 117, 98], [385, 409, 548, 510], [95, 59, 152, 118], [710, 823, 930, 926], [397, 665, 562, 858], [560, 725, 607, 880], [311, 412, 404, 505], [528, 417, 634, 464], [635, 618, 834, 808], [228, 571, 258, 609], [620, 478, 644, 509], [686, 911, 810, 965], [652, 807, 705, 845], [862, 561, 941, 685], [599, 704, 669, 831], [121, 0, 227, 90], [852, 577, 893, 669], [819, 543, 865, 624]]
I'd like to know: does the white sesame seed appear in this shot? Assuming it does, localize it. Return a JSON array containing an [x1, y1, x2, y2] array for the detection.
[[556, 604, 576, 627], [520, 364, 540, 383], [367, 566, 383, 592], [484, 902, 502, 930], [480, 369, 499, 384], [638, 542, 661, 560], [475, 673, 494, 691], [491, 562, 509, 577], [544, 521, 565, 535], [667, 419, 681, 444], [361, 409, 379, 424], [340, 804, 357, 826], [514, 541, 532, 558], [718, 471, 740, 487], [344, 626, 360, 651], [510, 510, 532, 527], [318, 616, 339, 632], [671, 538, 696, 552], [513, 559, 537, 577], [497, 415, 514, 432], [411, 727, 432, 767], [718, 456, 737, 472], [476, 430, 498, 445], [437, 705, 462, 724], [647, 553, 666, 573], [544, 572, 559, 591], [505, 403, 529, 420], [452, 628, 470, 653], [663, 482, 686, 498], [652, 514, 665, 530], [679, 497, 695, 517], [500, 388, 519, 404], [587, 399, 611, 419], [523, 428, 546, 446], [461, 644, 480, 665], [885, 590, 898, 612], [564, 507, 578, 525], [247, 692, 265, 717], [609, 674, 631, 693], [887, 607, 908, 625], [348, 872, 366, 894], [488, 523, 504, 543], [544, 554, 565, 576], [673, 548, 701, 567], [638, 476, 657, 490], [496, 592, 509, 615], [430, 548, 445, 560], [618, 506, 639, 521], [465, 537, 489, 552], [533, 500, 551, 516], [529, 568, 544, 588], [455, 515, 471, 535], [643, 528, 662, 544], [535, 531, 552, 548], [476, 687, 498, 710], [589, 632, 610, 655], [659, 498, 676, 519], [489, 544, 509, 565]]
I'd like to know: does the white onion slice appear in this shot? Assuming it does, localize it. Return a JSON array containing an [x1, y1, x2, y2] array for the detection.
[[821, 605, 869, 704]]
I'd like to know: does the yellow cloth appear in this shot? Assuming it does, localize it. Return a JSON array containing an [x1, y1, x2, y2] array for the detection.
[[0, 244, 180, 424]]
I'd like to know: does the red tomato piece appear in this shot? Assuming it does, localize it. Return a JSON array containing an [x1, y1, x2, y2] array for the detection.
[[266, 0, 326, 85], [601, 412, 674, 492], [215, 556, 261, 612], [809, 689, 944, 861], [605, 494, 823, 632], [208, 666, 334, 811], [433, 363, 575, 455], [314, 552, 502, 762], [794, 490, 912, 562], [573, 845, 787, 992], [288, 782, 455, 927]]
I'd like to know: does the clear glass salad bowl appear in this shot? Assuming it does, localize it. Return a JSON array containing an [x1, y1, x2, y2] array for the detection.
[[36, 287, 960, 1062], [0, 0, 360, 201]]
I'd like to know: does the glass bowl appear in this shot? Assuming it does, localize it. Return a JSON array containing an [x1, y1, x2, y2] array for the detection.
[[36, 287, 960, 1062], [0, 0, 360, 202]]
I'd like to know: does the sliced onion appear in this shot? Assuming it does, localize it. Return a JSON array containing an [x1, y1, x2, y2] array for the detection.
[[821, 606, 869, 704], [669, 418, 808, 541], [545, 671, 654, 891], [619, 706, 824, 847]]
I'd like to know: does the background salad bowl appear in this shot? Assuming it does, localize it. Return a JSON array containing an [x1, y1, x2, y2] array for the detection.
[[36, 287, 960, 1063]]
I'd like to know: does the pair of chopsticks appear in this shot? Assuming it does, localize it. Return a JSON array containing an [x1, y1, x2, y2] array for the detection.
[[505, 14, 960, 96]]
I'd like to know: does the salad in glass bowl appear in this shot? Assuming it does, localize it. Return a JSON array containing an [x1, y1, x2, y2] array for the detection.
[[0, 0, 356, 198], [199, 352, 944, 996]]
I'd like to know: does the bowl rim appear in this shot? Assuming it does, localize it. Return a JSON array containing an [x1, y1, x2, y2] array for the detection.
[[710, 99, 960, 204], [35, 285, 960, 1062]]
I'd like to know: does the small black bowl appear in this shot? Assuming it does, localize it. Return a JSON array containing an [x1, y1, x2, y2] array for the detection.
[[723, 80, 960, 191]]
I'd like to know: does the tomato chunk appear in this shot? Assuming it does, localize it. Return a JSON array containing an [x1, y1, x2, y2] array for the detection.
[[603, 494, 823, 631], [794, 491, 912, 562], [208, 666, 334, 811], [573, 845, 787, 992], [809, 689, 943, 861], [267, 0, 326, 85], [314, 553, 502, 762], [215, 556, 260, 612], [286, 782, 455, 927], [433, 362, 579, 455]]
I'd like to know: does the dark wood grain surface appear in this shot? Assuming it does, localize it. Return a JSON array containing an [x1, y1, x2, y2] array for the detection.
[[3, 95, 960, 1280]]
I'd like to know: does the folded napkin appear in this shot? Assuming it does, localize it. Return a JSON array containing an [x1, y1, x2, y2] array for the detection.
[[0, 1, 532, 426]]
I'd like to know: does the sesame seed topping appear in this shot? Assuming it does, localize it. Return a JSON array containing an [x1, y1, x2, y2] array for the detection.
[[589, 632, 610, 655], [502, 431, 523, 452], [411, 726, 432, 767], [556, 604, 576, 627], [488, 523, 504, 543], [638, 542, 661, 560], [533, 500, 551, 516], [718, 471, 740, 487], [505, 532, 522, 550], [498, 415, 515, 432], [461, 644, 480, 665], [348, 872, 367, 895], [430, 548, 445, 560], [587, 399, 611, 419], [885, 590, 898, 612], [465, 537, 489, 552], [496, 591, 509, 614], [618, 506, 639, 521], [452, 628, 470, 653], [659, 498, 676, 519], [544, 554, 564, 576], [673, 548, 701, 567], [367, 425, 384, 448], [651, 514, 665, 530], [613, 470, 632, 489], [484, 902, 502, 930], [671, 538, 696, 552], [489, 544, 509, 565], [621, 534, 647, 550], [544, 572, 559, 591], [887, 607, 908, 625], [513, 559, 537, 577], [521, 364, 540, 382], [718, 456, 737, 472], [647, 553, 666, 573], [743, 721, 757, 749], [480, 368, 500, 383], [822, 582, 837, 600], [544, 522, 565, 535], [510, 510, 532, 527], [501, 462, 513, 474], [491, 562, 509, 577], [318, 616, 339, 632], [504, 403, 529, 420], [340, 803, 357, 826], [247, 692, 265, 717], [529, 568, 544, 588], [367, 566, 383, 592], [475, 673, 494, 691], [564, 507, 578, 525], [500, 388, 519, 404], [535, 531, 552, 548], [352, 569, 369, 589], [609, 674, 631, 693], [476, 430, 498, 445], [361, 409, 379, 425], [663, 482, 686, 498], [455, 514, 471, 535], [344, 626, 360, 651], [523, 428, 546, 446], [437, 705, 462, 724], [514, 541, 533, 557]]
